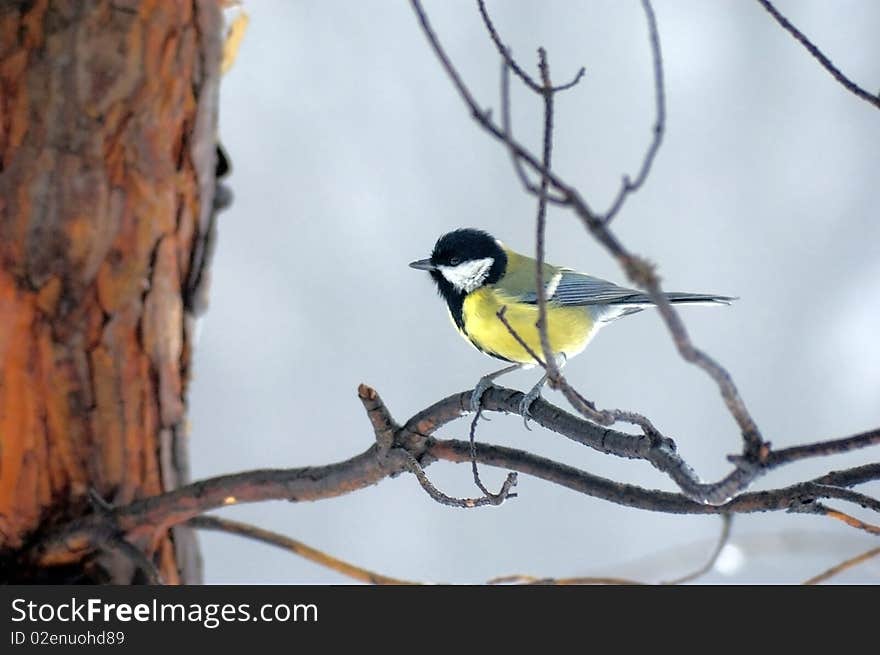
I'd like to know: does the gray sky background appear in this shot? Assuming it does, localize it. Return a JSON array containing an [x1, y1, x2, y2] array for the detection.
[[188, 0, 880, 583]]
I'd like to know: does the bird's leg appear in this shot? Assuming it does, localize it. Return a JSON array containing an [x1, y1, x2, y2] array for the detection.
[[470, 363, 524, 412], [519, 374, 548, 430], [520, 354, 566, 429]]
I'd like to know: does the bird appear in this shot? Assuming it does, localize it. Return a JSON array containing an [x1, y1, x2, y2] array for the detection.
[[409, 228, 734, 425]]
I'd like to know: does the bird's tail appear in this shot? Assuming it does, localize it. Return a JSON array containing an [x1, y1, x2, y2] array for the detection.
[[661, 292, 736, 306], [610, 292, 735, 307], [596, 292, 735, 322]]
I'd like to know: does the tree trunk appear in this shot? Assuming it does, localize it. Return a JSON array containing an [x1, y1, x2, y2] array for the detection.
[[0, 0, 222, 583]]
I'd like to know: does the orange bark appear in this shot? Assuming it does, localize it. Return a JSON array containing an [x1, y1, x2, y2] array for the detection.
[[0, 0, 221, 582]]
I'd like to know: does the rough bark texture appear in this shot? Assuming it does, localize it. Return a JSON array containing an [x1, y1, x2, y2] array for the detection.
[[0, 0, 221, 583]]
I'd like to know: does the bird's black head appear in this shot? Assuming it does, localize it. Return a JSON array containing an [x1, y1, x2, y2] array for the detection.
[[409, 229, 508, 327]]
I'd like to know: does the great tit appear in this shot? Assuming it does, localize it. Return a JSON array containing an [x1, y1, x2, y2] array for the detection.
[[409, 228, 733, 421]]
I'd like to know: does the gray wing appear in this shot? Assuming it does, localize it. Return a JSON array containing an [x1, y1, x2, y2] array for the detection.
[[550, 271, 651, 306], [521, 270, 733, 322], [519, 270, 649, 305]]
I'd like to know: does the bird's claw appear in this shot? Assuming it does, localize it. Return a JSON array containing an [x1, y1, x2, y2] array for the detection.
[[518, 387, 542, 430], [470, 377, 496, 413]]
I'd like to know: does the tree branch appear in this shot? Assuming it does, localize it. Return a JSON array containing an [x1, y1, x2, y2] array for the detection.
[[756, 0, 880, 110], [802, 545, 880, 585], [488, 573, 644, 585], [602, 0, 667, 224], [534, 47, 560, 383], [661, 514, 732, 584], [790, 502, 880, 536], [476, 0, 585, 94], [766, 428, 880, 467], [28, 385, 879, 569]]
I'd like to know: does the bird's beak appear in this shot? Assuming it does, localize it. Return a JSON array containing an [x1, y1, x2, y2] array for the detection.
[[408, 258, 436, 271]]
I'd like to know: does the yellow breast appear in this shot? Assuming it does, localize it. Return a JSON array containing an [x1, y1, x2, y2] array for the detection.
[[459, 287, 596, 364]]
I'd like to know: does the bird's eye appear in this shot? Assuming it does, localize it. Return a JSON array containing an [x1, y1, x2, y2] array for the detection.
[[449, 257, 461, 266]]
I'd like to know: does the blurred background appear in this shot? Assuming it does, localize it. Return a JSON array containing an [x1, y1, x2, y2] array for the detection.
[[189, 0, 880, 583]]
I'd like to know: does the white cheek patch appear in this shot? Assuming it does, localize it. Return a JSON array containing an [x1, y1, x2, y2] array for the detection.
[[438, 257, 495, 293]]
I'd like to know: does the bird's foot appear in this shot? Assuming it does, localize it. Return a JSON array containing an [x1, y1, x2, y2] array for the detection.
[[470, 376, 497, 413], [518, 377, 547, 431]]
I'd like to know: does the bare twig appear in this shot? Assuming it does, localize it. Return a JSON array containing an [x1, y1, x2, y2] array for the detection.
[[799, 483, 880, 514], [495, 306, 545, 367], [468, 408, 517, 501], [476, 0, 585, 94], [188, 515, 420, 584], [756, 0, 880, 110], [803, 545, 880, 585], [812, 463, 880, 489], [558, 383, 661, 437], [766, 428, 880, 467], [360, 382, 397, 458], [602, 0, 666, 224], [534, 47, 561, 384], [498, 58, 569, 205], [789, 501, 880, 536], [401, 447, 517, 508], [496, 306, 662, 440], [479, 1, 580, 383], [477, 0, 540, 93], [662, 514, 732, 584], [488, 574, 644, 585]]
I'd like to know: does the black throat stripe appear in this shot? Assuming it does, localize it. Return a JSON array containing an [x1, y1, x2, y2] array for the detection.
[[444, 289, 514, 364]]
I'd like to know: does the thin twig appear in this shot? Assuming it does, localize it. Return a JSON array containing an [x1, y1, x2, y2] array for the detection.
[[476, 0, 585, 94], [789, 501, 880, 536], [399, 449, 517, 508], [802, 545, 880, 585], [662, 514, 733, 584], [188, 515, 420, 584], [469, 409, 486, 492], [468, 404, 520, 502], [488, 574, 644, 585], [557, 379, 662, 437], [496, 306, 664, 439], [499, 57, 569, 205], [756, 0, 880, 110], [819, 506, 880, 536], [602, 0, 666, 224], [496, 306, 546, 367], [477, 0, 540, 93], [812, 463, 880, 489], [360, 383, 397, 458], [766, 427, 880, 467], [800, 483, 880, 514], [534, 47, 560, 384]]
